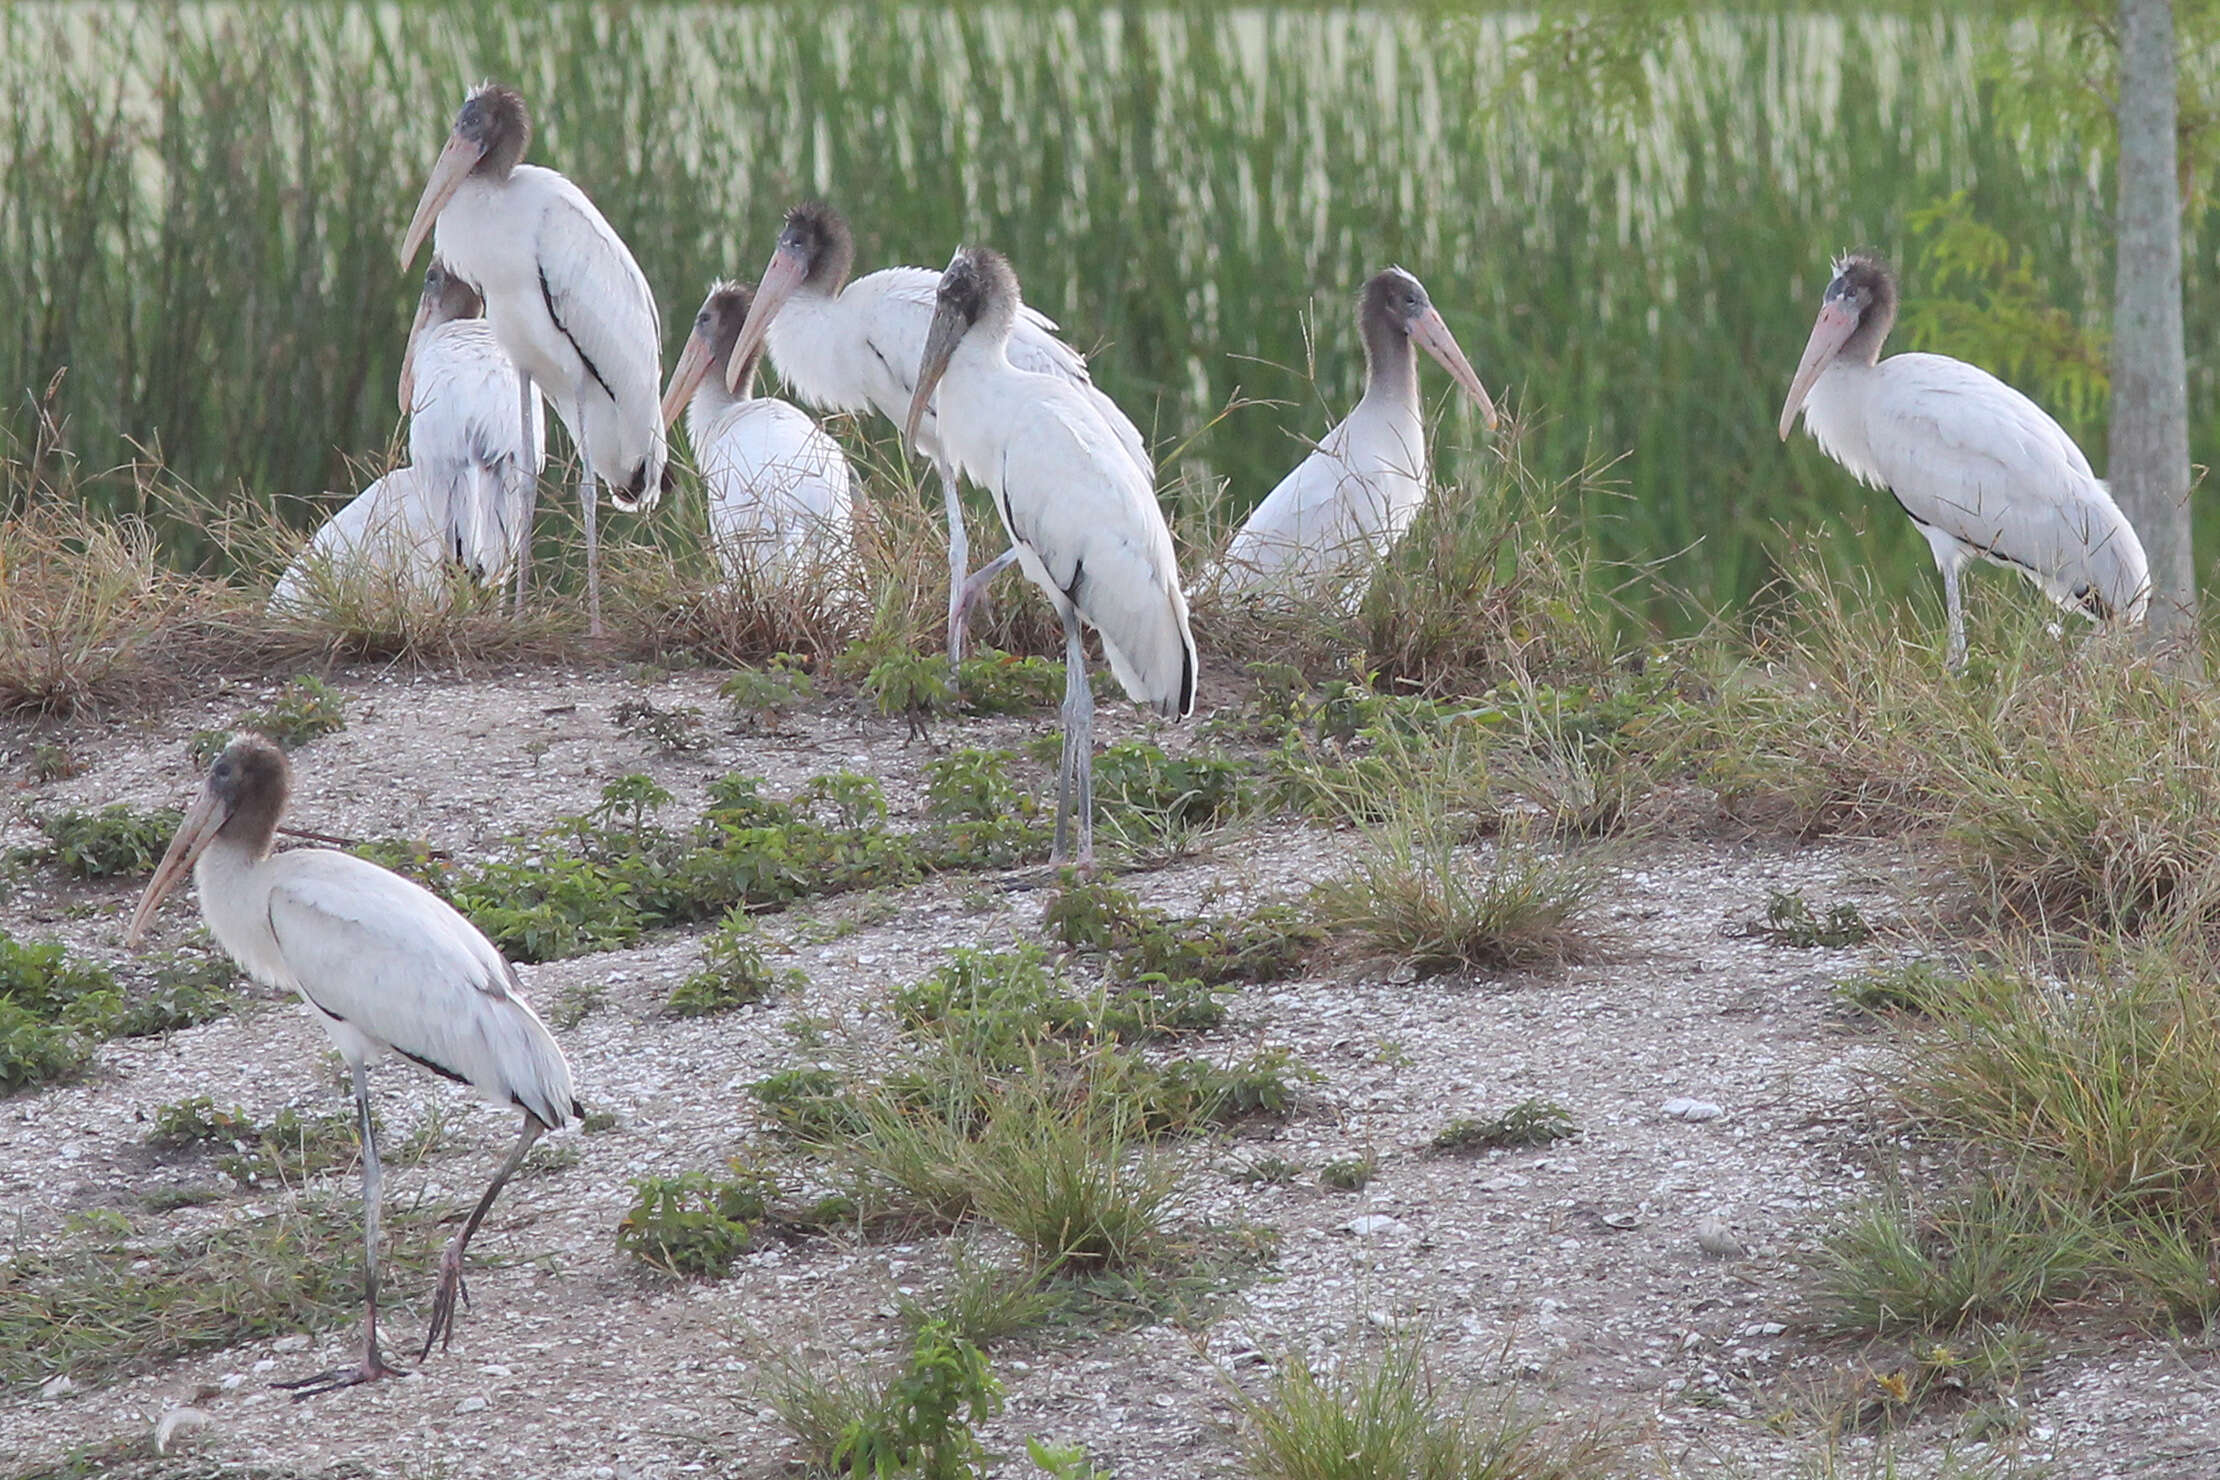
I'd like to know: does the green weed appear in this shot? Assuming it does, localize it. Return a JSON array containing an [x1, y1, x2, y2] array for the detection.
[[235, 675, 347, 750], [766, 1319, 1003, 1480], [1737, 890, 1874, 949], [32, 803, 181, 878], [1314, 822, 1596, 976], [1431, 1099, 1578, 1153], [668, 909, 805, 1016], [616, 1165, 779, 1278]]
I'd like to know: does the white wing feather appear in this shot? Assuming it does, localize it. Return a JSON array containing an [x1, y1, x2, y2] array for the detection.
[[690, 396, 859, 586], [985, 386, 1194, 715], [269, 469, 448, 614], [1816, 353, 2149, 619], [522, 166, 666, 499], [264, 850, 576, 1129], [409, 319, 545, 581]]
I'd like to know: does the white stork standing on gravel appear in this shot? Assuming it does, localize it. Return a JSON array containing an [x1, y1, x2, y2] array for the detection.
[[723, 200, 1151, 659], [399, 81, 665, 637], [907, 246, 1195, 867], [1223, 267, 1498, 596], [662, 280, 857, 589], [1779, 252, 2149, 669], [127, 735, 580, 1395]]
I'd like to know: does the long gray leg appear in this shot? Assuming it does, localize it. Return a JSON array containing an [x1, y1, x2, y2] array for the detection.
[[1941, 557, 1967, 673], [420, 1115, 544, 1359], [575, 419, 604, 639], [1052, 605, 1096, 870], [275, 1062, 405, 1397], [512, 373, 538, 615], [940, 459, 969, 661]]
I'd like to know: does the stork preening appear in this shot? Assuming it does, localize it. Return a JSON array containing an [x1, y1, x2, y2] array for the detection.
[[1779, 253, 2150, 669], [127, 736, 580, 1395], [662, 281, 858, 589], [399, 81, 665, 637], [1223, 268, 1498, 596], [723, 201, 1151, 659], [907, 246, 1196, 867]]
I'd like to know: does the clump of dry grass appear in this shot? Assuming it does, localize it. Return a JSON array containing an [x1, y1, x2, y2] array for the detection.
[[0, 487, 257, 717]]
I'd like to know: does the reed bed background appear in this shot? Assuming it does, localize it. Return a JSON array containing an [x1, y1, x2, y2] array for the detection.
[[2, 2, 2207, 629]]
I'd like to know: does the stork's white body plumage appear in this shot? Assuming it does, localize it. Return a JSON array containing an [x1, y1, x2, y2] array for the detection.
[[686, 392, 857, 586], [1796, 353, 2149, 621], [431, 167, 662, 502], [269, 469, 450, 613], [193, 843, 575, 1130], [763, 266, 1150, 482], [1222, 393, 1427, 592], [407, 316, 546, 584], [932, 333, 1193, 714]]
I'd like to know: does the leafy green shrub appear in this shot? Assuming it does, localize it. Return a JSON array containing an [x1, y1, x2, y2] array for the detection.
[[1431, 1098, 1577, 1153], [952, 647, 1062, 715], [214, 1105, 362, 1186], [149, 1095, 257, 1148], [721, 655, 818, 724], [923, 748, 1048, 866], [752, 1065, 863, 1139], [1046, 879, 1319, 992], [34, 804, 182, 878], [868, 652, 958, 736], [616, 1166, 778, 1277], [451, 853, 645, 964], [769, 1318, 1003, 1480], [1836, 960, 1959, 1016], [612, 696, 709, 754], [1093, 741, 1248, 836], [236, 675, 347, 749], [0, 930, 120, 1091], [1319, 1154, 1377, 1191], [669, 910, 805, 1016]]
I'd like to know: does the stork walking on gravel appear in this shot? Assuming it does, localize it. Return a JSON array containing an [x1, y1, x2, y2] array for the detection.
[[724, 201, 1151, 659], [1779, 253, 2149, 669], [907, 246, 1195, 867], [400, 81, 665, 636], [127, 735, 581, 1395]]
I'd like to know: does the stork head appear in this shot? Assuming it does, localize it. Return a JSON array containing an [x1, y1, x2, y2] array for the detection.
[[724, 201, 855, 393], [126, 735, 292, 947], [399, 258, 485, 413], [665, 280, 755, 425], [1359, 267, 1499, 431], [400, 82, 531, 267], [904, 246, 1021, 453], [1779, 252, 1898, 440]]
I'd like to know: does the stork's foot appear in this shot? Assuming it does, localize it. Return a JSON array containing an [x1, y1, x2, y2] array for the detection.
[[418, 1240, 473, 1359], [274, 1347, 408, 1400]]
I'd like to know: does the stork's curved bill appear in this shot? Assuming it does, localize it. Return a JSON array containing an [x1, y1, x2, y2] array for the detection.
[[1778, 301, 1859, 441], [725, 237, 811, 394], [1408, 306, 1500, 431], [903, 301, 969, 453], [127, 786, 228, 946], [400, 130, 484, 267]]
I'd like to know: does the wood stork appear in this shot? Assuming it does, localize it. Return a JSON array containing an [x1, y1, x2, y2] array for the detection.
[[1779, 253, 2150, 669], [268, 467, 457, 616], [400, 258, 547, 586], [722, 201, 1151, 659], [1223, 268, 1498, 597], [662, 281, 857, 589], [907, 246, 1195, 867], [399, 81, 666, 638], [126, 735, 580, 1395]]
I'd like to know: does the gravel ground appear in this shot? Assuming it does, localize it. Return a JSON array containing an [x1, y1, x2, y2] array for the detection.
[[3, 665, 2215, 1479]]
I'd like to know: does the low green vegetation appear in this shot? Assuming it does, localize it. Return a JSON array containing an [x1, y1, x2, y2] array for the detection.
[[27, 804, 181, 879], [1737, 890, 1875, 949], [1233, 1341, 1620, 1480], [1, 932, 235, 1093], [667, 909, 806, 1016], [149, 1095, 361, 1187], [1313, 819, 1597, 977], [766, 1318, 1004, 1480], [613, 694, 710, 754], [616, 1165, 781, 1278], [0, 1195, 438, 1386], [234, 675, 348, 750], [1430, 1099, 1578, 1154]]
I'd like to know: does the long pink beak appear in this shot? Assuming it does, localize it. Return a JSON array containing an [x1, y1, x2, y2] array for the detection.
[[398, 293, 438, 415], [126, 788, 227, 947], [399, 132, 481, 267], [1779, 302, 1857, 441], [662, 331, 720, 427], [1408, 306, 1499, 432], [726, 244, 807, 393]]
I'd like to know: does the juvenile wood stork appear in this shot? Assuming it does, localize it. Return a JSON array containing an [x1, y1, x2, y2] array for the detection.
[[400, 258, 547, 586], [723, 201, 1151, 659], [1223, 268, 1497, 597], [907, 246, 1196, 867], [399, 81, 666, 637], [1779, 253, 2150, 669], [127, 735, 580, 1395], [662, 280, 857, 589]]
